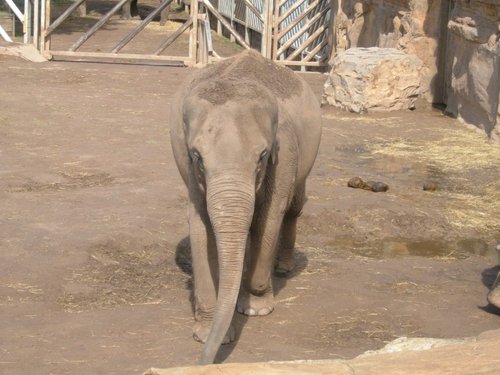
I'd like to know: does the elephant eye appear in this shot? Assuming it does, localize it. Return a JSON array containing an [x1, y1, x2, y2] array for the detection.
[[190, 150, 204, 172], [259, 150, 269, 162]]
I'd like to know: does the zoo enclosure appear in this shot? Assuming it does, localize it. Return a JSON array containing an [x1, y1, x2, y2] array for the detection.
[[0, 0, 330, 68]]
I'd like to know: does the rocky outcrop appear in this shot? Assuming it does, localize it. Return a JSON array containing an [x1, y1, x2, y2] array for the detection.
[[323, 47, 423, 112], [445, 0, 500, 142], [329, 0, 447, 102], [145, 328, 500, 374], [327, 0, 499, 141]]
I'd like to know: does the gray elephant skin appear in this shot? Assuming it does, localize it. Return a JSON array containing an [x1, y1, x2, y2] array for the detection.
[[169, 50, 322, 364]]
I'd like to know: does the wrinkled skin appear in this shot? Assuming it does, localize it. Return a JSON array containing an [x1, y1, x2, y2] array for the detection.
[[169, 51, 322, 364]]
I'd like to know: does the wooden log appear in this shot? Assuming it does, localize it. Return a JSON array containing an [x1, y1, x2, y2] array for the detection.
[[274, 59, 326, 67], [154, 18, 193, 55], [45, 0, 87, 37], [189, 0, 199, 60], [111, 0, 175, 53], [70, 0, 130, 52]]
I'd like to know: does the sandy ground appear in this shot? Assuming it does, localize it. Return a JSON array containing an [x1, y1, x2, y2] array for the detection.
[[0, 10, 499, 373]]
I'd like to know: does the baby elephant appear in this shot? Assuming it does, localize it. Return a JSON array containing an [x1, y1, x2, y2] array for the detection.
[[170, 50, 322, 364]]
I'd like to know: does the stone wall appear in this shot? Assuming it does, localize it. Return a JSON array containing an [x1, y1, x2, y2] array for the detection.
[[328, 0, 500, 141], [446, 0, 499, 141]]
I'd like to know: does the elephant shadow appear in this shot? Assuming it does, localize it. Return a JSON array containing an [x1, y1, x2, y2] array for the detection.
[[174, 236, 309, 362]]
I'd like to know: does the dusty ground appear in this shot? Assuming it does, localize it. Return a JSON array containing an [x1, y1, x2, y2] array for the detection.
[[1, 42, 499, 374]]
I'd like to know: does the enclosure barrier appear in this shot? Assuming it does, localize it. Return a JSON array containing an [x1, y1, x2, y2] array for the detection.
[[3, 0, 329, 68], [1, 0, 39, 44]]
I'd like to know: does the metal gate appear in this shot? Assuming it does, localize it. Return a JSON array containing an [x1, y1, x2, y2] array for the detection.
[[3, 0, 329, 68]]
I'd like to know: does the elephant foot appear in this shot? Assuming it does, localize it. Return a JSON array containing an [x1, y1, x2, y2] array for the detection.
[[237, 290, 274, 316], [488, 286, 500, 309], [193, 320, 235, 344], [275, 254, 295, 277]]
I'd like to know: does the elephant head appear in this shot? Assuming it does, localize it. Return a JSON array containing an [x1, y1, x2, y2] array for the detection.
[[182, 85, 279, 364]]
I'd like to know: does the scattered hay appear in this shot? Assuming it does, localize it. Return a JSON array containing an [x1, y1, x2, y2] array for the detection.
[[58, 240, 186, 312], [366, 127, 500, 233]]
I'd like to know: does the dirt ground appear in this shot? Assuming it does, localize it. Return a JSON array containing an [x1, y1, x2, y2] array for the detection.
[[1, 46, 500, 374]]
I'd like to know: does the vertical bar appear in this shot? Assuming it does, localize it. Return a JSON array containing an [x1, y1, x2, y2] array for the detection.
[[23, 0, 29, 43], [34, 0, 40, 49], [189, 0, 199, 62], [41, 0, 51, 52]]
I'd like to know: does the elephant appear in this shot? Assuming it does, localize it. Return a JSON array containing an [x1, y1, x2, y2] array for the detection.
[[169, 50, 322, 364]]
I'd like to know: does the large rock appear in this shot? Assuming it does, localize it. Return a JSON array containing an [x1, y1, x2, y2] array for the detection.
[[329, 0, 447, 103], [145, 328, 500, 374], [323, 47, 423, 113]]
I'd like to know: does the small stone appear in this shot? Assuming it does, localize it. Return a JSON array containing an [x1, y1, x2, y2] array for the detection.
[[363, 181, 377, 190], [423, 182, 438, 191], [371, 182, 389, 192], [348, 177, 365, 189]]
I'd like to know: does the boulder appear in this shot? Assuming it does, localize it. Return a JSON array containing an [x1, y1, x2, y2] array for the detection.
[[323, 47, 423, 113]]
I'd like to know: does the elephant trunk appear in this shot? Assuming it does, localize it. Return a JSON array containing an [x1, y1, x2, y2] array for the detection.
[[199, 175, 255, 365]]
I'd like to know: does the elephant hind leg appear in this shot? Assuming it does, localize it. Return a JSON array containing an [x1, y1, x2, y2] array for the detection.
[[275, 183, 306, 276]]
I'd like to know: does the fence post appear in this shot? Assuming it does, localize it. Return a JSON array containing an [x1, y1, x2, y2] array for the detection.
[[189, 0, 199, 64]]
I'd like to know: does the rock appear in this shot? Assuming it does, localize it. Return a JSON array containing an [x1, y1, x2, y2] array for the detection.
[[145, 329, 500, 374], [423, 182, 438, 191], [327, 0, 499, 141], [323, 48, 423, 113], [445, 0, 500, 142], [347, 177, 365, 189]]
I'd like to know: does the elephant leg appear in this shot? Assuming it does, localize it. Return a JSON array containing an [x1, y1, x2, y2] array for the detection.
[[237, 209, 284, 316], [121, 0, 132, 19], [276, 183, 305, 276], [189, 199, 235, 344]]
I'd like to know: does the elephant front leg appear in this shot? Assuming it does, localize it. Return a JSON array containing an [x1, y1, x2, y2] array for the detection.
[[189, 200, 233, 343], [237, 214, 283, 316]]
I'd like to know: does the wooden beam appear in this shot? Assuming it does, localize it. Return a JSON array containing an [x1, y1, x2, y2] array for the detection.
[[286, 25, 325, 61], [303, 39, 327, 62], [154, 18, 193, 55], [275, 7, 327, 57], [274, 60, 327, 67], [276, 0, 321, 41], [48, 50, 192, 65], [244, 0, 263, 23], [278, 0, 307, 24], [70, 0, 130, 52], [189, 0, 199, 60], [202, 0, 251, 49], [45, 0, 86, 37], [111, 0, 175, 53]]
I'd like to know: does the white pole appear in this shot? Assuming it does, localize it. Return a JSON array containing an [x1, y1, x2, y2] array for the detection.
[[5, 0, 25, 22], [34, 0, 40, 48], [23, 0, 29, 43]]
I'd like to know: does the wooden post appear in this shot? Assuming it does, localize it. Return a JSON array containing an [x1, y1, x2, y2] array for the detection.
[[33, 0, 40, 49], [189, 0, 199, 62], [40, 0, 51, 53], [197, 13, 208, 65], [261, 0, 273, 58]]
